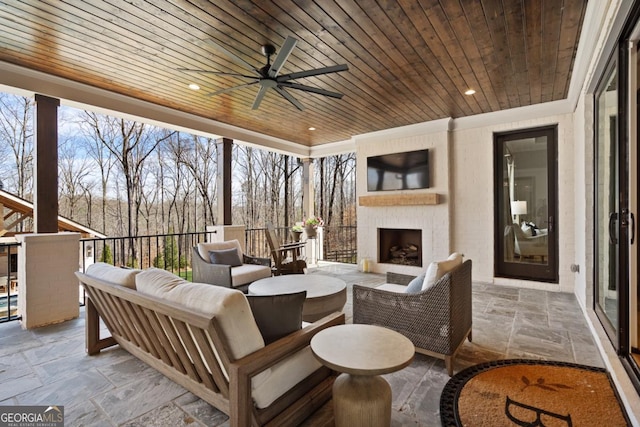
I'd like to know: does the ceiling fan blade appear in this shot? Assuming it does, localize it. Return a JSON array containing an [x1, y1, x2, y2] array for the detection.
[[277, 64, 349, 81], [274, 87, 304, 111], [206, 81, 259, 97], [178, 68, 259, 79], [252, 85, 270, 110], [278, 81, 344, 99], [268, 36, 297, 78], [205, 38, 261, 76]]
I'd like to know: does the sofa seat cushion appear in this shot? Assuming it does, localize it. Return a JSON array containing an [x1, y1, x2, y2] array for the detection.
[[375, 283, 409, 293], [231, 264, 272, 287], [252, 346, 322, 409], [86, 262, 141, 289]]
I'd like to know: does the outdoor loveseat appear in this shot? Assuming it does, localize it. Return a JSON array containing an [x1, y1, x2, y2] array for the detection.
[[76, 263, 343, 427], [353, 258, 472, 376]]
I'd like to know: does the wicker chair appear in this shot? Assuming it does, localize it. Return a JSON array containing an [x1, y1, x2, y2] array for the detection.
[[352, 259, 472, 376]]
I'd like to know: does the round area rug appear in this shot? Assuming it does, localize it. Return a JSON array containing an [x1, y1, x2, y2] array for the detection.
[[440, 359, 629, 427]]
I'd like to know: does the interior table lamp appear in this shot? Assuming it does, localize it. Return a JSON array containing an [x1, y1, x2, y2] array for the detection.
[[511, 200, 527, 224]]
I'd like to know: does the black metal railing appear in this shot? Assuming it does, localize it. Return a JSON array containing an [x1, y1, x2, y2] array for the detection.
[[80, 231, 209, 280], [0, 241, 21, 323], [0, 225, 357, 324], [322, 225, 357, 264], [244, 225, 357, 264]]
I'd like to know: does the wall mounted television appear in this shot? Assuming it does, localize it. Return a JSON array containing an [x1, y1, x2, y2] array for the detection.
[[366, 149, 430, 191]]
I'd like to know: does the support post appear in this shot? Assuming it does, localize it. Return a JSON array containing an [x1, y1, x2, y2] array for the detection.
[[34, 94, 60, 233], [302, 158, 315, 220], [216, 138, 233, 225], [17, 233, 80, 329]]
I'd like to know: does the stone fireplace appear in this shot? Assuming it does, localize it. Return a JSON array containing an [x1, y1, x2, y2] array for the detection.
[[378, 228, 422, 267]]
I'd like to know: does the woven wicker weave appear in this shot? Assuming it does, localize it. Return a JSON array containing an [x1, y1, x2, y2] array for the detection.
[[353, 259, 472, 376]]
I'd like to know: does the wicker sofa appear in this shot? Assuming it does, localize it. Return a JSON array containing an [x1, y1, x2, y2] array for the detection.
[[352, 259, 472, 376], [76, 263, 343, 427]]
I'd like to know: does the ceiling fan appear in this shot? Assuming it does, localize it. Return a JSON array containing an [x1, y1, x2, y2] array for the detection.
[[179, 36, 349, 111]]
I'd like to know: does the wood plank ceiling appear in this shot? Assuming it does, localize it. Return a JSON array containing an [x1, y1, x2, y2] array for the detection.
[[0, 0, 587, 147]]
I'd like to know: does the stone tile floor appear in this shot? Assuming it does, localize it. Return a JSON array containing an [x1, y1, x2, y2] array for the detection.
[[0, 263, 602, 426]]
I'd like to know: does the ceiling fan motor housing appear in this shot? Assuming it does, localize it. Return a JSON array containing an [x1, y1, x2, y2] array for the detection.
[[261, 44, 276, 57]]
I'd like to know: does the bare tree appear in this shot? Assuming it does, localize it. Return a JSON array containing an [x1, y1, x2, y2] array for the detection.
[[78, 112, 115, 235], [178, 134, 217, 229], [0, 94, 34, 201], [58, 135, 93, 219]]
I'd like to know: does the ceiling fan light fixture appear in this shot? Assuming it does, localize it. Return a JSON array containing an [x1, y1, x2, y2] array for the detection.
[[464, 88, 476, 95], [188, 83, 200, 90]]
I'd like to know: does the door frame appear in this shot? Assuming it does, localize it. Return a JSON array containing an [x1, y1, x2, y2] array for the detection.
[[494, 125, 559, 283]]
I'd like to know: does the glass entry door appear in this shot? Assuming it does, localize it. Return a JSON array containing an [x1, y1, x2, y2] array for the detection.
[[595, 59, 621, 343], [495, 126, 558, 282]]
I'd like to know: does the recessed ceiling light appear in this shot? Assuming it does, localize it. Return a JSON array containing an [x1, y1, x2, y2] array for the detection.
[[189, 83, 200, 90], [308, 127, 316, 131], [464, 89, 476, 95]]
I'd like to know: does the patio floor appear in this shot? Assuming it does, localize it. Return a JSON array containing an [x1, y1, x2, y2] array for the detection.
[[0, 263, 602, 426]]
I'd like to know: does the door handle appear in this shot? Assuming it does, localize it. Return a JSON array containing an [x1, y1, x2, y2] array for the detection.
[[609, 212, 618, 245], [548, 216, 554, 232], [631, 212, 636, 245]]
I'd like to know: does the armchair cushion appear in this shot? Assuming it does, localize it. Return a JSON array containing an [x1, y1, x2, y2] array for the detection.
[[197, 240, 243, 261], [246, 291, 306, 344], [208, 248, 242, 267], [230, 264, 272, 287]]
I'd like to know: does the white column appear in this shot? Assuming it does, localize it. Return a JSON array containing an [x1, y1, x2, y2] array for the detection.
[[17, 233, 80, 329], [302, 159, 317, 265]]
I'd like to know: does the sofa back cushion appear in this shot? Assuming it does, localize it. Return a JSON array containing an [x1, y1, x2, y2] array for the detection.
[[85, 262, 141, 289], [197, 240, 243, 263], [135, 268, 265, 361]]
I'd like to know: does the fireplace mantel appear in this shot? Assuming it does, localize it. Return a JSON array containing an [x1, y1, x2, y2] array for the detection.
[[358, 193, 439, 207]]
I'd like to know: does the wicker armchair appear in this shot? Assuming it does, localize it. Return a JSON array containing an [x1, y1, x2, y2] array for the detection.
[[352, 259, 472, 376], [192, 240, 271, 293]]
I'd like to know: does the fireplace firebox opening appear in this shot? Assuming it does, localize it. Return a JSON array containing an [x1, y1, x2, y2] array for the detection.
[[378, 228, 422, 267]]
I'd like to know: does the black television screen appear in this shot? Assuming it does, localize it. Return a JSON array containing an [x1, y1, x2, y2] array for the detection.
[[367, 149, 430, 191]]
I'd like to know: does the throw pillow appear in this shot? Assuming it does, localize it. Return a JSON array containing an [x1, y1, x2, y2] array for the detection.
[[208, 248, 242, 266], [405, 272, 426, 294], [246, 291, 306, 344], [421, 253, 463, 291]]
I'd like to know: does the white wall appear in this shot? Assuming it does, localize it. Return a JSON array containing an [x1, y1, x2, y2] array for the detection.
[[355, 119, 451, 276], [451, 114, 576, 293], [354, 113, 577, 293]]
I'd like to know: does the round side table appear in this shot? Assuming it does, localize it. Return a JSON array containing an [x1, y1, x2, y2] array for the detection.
[[310, 324, 414, 427]]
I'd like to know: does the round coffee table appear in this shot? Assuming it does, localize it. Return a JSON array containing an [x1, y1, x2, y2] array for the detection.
[[310, 324, 415, 427], [248, 274, 347, 322]]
